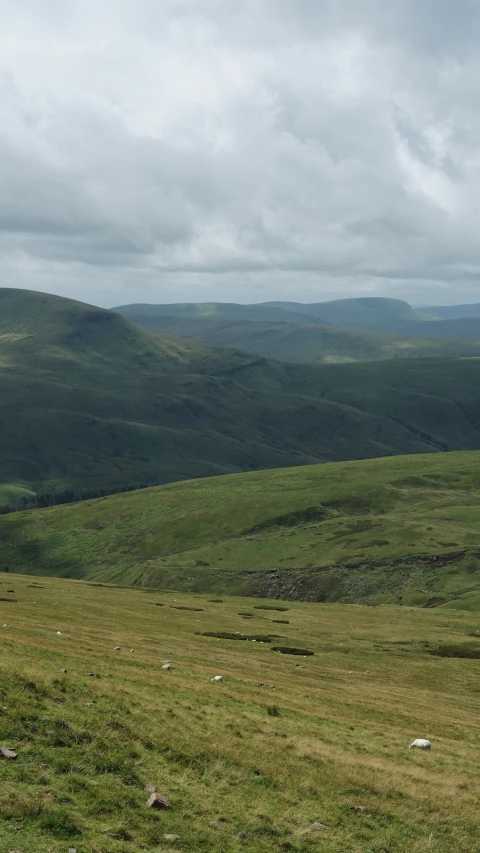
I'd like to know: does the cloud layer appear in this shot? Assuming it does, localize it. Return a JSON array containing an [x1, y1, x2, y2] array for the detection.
[[1, 0, 480, 306]]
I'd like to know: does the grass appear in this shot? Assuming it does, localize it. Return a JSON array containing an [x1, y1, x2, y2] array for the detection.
[[1, 572, 480, 852], [2, 451, 480, 608]]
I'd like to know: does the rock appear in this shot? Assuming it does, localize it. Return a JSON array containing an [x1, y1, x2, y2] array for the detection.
[[85, 702, 95, 707], [354, 805, 367, 813], [310, 822, 329, 831], [164, 834, 180, 841], [238, 831, 247, 838], [145, 783, 157, 793], [212, 819, 227, 826], [0, 747, 18, 760], [69, 848, 77, 853], [147, 792, 172, 809]]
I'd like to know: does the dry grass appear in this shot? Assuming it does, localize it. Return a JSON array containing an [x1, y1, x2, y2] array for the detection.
[[1, 573, 479, 852]]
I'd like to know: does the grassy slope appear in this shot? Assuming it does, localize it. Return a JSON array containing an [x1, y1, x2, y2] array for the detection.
[[1, 573, 480, 853], [117, 311, 480, 364], [6, 289, 480, 499], [3, 451, 480, 609]]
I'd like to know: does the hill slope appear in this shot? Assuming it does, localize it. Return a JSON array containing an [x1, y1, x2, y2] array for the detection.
[[117, 311, 480, 364], [4, 289, 480, 500], [2, 575, 479, 853], [3, 451, 480, 609]]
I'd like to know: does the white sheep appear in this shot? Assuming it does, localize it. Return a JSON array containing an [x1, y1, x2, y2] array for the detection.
[[211, 675, 224, 682], [409, 739, 431, 750], [162, 664, 172, 671]]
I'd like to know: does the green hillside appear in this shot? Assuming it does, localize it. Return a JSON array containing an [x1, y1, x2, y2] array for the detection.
[[118, 312, 480, 364], [118, 298, 480, 341], [264, 297, 435, 331], [2, 574, 479, 853], [116, 300, 317, 325], [4, 288, 480, 504], [3, 451, 480, 609]]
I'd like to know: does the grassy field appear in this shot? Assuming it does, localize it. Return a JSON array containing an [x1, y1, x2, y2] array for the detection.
[[1, 573, 480, 853], [2, 451, 480, 609]]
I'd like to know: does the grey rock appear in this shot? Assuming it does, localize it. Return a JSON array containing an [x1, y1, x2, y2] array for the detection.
[[310, 822, 329, 831], [147, 792, 172, 809], [354, 805, 367, 813], [60, 668, 68, 673], [145, 783, 157, 792], [0, 747, 18, 760], [164, 834, 180, 841]]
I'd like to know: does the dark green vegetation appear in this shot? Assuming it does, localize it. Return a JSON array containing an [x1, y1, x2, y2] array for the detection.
[[1, 574, 480, 853], [5, 288, 480, 503], [3, 451, 480, 609], [118, 312, 480, 364], [116, 296, 480, 365]]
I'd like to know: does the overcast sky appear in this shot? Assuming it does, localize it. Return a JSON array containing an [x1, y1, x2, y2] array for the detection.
[[2, 1, 480, 307]]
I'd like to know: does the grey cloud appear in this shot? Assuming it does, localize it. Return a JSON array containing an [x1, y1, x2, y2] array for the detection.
[[1, 0, 480, 306]]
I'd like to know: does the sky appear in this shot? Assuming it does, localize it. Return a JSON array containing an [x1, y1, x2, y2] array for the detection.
[[1, 1, 480, 308]]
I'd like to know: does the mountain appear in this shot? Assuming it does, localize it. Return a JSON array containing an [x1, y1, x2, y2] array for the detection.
[[116, 311, 480, 364], [4, 288, 480, 502], [116, 300, 318, 325], [2, 450, 480, 609], [263, 297, 435, 332], [397, 317, 480, 339], [426, 302, 480, 320]]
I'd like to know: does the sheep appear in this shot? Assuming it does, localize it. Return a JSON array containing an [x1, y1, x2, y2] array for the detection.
[[211, 675, 224, 682], [162, 664, 172, 671], [409, 739, 432, 750]]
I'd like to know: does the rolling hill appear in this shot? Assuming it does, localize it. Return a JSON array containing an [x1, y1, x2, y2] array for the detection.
[[116, 311, 480, 364], [2, 451, 480, 610], [4, 288, 480, 503]]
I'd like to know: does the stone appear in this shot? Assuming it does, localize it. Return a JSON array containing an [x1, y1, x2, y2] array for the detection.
[[238, 831, 247, 838], [310, 822, 329, 831], [164, 834, 180, 841], [354, 805, 367, 813], [85, 702, 95, 707], [69, 848, 77, 853], [147, 792, 172, 809], [145, 783, 157, 793], [0, 747, 18, 760]]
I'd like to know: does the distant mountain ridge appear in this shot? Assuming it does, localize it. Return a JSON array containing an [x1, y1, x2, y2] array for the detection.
[[115, 296, 480, 363]]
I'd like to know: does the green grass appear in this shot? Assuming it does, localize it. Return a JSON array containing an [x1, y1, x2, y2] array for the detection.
[[1, 574, 480, 852], [3, 451, 480, 608]]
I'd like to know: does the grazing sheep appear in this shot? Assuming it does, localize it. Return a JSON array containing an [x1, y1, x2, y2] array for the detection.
[[211, 675, 224, 682], [409, 738, 432, 750], [162, 664, 172, 671]]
